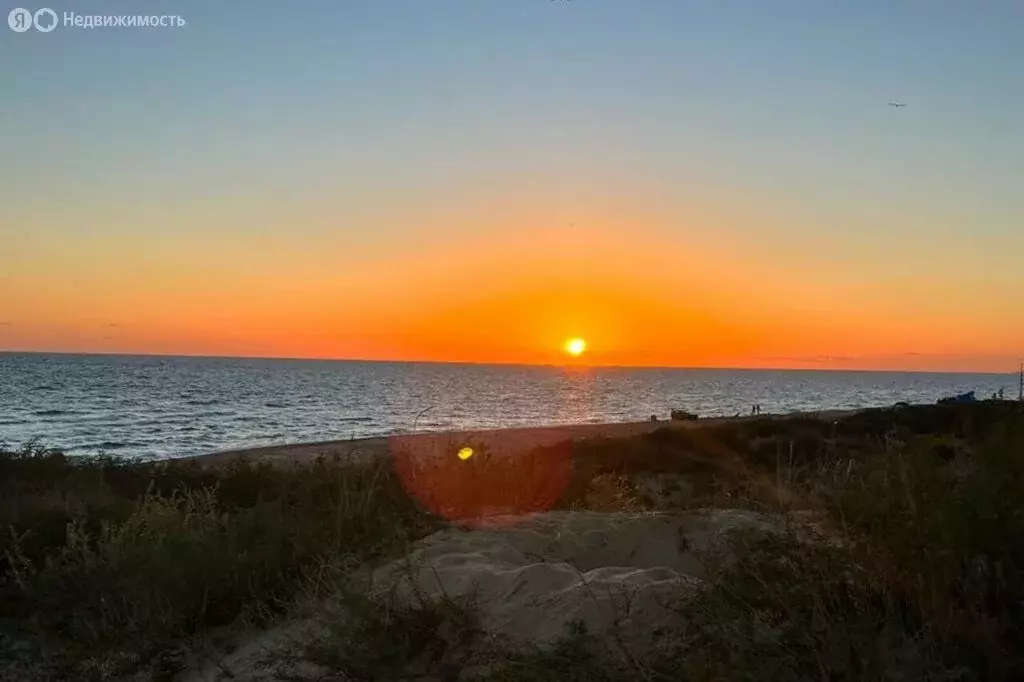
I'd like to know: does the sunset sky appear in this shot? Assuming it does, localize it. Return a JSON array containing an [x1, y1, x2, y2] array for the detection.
[[2, 0, 1022, 372]]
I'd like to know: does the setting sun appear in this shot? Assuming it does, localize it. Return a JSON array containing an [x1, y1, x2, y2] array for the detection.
[[564, 338, 587, 357]]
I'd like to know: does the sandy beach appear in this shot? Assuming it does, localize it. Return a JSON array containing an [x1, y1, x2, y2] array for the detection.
[[190, 408, 860, 468]]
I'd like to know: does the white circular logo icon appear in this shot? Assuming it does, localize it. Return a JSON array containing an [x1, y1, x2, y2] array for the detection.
[[8, 7, 32, 32], [33, 7, 57, 32]]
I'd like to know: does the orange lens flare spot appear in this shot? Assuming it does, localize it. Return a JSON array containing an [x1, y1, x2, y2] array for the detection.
[[389, 436, 574, 527]]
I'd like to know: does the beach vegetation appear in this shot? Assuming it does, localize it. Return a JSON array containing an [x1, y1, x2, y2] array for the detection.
[[1, 401, 1022, 679]]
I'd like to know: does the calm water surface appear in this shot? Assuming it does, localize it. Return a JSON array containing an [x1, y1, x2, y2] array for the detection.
[[0, 353, 1015, 460]]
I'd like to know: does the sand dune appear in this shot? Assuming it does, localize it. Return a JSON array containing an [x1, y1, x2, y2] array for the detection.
[[176, 410, 854, 680], [371, 508, 786, 647], [180, 508, 823, 681]]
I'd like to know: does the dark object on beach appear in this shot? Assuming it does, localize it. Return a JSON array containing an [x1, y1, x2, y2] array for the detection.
[[938, 391, 976, 405], [670, 409, 698, 421]]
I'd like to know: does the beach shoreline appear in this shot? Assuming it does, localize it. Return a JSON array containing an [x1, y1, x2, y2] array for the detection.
[[188, 408, 861, 468]]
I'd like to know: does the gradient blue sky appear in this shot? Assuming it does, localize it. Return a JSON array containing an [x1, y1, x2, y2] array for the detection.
[[2, 1, 1022, 370]]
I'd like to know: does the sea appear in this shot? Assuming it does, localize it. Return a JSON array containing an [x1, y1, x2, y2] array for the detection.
[[0, 352, 1016, 460]]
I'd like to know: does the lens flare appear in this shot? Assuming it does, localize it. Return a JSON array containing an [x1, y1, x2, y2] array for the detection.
[[389, 436, 574, 527]]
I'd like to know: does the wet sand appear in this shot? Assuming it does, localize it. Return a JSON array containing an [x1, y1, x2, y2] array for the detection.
[[188, 409, 859, 468]]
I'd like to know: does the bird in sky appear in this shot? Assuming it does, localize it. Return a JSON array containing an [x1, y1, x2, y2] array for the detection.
[[888, 102, 907, 107]]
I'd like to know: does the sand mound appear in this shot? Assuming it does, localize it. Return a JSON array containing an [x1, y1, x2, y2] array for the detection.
[[179, 508, 810, 680], [370, 509, 783, 648]]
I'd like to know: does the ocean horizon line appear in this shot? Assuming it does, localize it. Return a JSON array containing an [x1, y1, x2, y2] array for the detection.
[[0, 349, 1017, 377]]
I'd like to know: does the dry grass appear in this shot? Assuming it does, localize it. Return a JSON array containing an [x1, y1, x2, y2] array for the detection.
[[0, 446, 437, 679], [476, 401, 1024, 681], [3, 401, 1023, 680]]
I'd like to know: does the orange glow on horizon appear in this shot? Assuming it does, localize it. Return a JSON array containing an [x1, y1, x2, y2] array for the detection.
[[2, 209, 1021, 374]]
